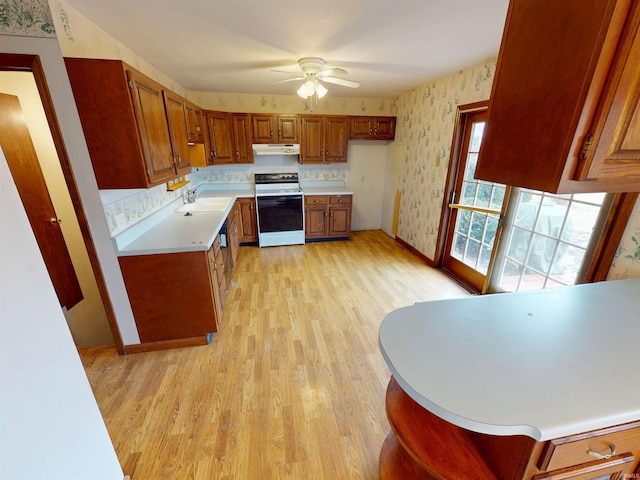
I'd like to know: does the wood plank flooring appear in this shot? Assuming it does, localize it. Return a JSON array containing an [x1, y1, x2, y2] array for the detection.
[[79, 230, 469, 479]]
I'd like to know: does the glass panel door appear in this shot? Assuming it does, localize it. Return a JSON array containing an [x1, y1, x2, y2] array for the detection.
[[442, 110, 509, 292]]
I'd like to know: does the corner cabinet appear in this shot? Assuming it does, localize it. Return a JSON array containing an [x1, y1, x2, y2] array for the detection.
[[300, 115, 348, 164], [204, 111, 253, 165], [475, 0, 640, 193], [64, 58, 191, 189], [304, 195, 352, 240], [348, 116, 396, 140]]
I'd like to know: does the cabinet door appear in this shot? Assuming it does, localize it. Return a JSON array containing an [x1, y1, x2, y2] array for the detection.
[[475, 0, 637, 193], [328, 206, 352, 237], [277, 115, 299, 143], [305, 205, 329, 238], [300, 116, 325, 163], [237, 198, 258, 243], [374, 117, 396, 140], [163, 90, 191, 176], [575, 2, 640, 183], [349, 117, 373, 138], [185, 101, 204, 144], [232, 114, 253, 163], [251, 114, 275, 143], [205, 111, 234, 164], [325, 116, 348, 163], [126, 69, 175, 184]]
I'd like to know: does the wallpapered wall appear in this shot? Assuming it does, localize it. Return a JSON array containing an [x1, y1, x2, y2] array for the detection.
[[5, 0, 640, 279], [394, 61, 495, 259], [392, 61, 640, 280]]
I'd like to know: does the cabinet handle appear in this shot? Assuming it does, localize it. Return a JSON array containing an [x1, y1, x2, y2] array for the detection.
[[337, 199, 343, 203], [50, 217, 62, 225], [587, 444, 617, 460]]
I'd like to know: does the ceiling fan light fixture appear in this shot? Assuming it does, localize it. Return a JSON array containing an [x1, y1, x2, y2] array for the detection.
[[297, 79, 316, 98], [315, 81, 328, 98]]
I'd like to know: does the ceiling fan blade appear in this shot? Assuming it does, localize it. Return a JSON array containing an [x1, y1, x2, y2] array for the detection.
[[270, 68, 303, 75], [269, 76, 305, 85], [319, 76, 360, 88], [318, 67, 348, 76]]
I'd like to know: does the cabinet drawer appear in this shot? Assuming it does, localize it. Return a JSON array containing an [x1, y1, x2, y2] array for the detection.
[[305, 195, 329, 205], [538, 422, 640, 472], [329, 195, 352, 206], [533, 453, 635, 480]]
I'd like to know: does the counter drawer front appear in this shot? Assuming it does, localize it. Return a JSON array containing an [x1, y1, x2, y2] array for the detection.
[[329, 195, 352, 206], [305, 195, 329, 206], [538, 422, 640, 472], [533, 453, 635, 480]]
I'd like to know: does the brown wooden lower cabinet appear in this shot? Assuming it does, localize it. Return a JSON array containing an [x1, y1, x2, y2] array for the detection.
[[118, 234, 226, 344], [236, 197, 258, 243], [304, 194, 352, 240], [381, 376, 640, 480]]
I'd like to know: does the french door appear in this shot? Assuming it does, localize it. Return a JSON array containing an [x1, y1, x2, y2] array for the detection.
[[442, 109, 509, 292]]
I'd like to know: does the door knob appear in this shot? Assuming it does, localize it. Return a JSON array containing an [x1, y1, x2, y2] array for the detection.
[[50, 217, 62, 225]]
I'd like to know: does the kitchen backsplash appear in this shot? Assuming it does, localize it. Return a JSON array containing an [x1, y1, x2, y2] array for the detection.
[[101, 162, 347, 237]]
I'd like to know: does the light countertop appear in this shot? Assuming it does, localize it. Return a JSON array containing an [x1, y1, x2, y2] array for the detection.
[[114, 187, 253, 257], [113, 182, 353, 257], [379, 278, 640, 441]]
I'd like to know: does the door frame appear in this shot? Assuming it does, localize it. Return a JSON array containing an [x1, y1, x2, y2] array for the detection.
[[1, 53, 124, 354], [435, 101, 491, 291]]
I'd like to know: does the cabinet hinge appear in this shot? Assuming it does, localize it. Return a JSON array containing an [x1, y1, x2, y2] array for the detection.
[[579, 134, 594, 160]]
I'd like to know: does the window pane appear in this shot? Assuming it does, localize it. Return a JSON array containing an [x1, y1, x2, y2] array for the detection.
[[489, 185, 506, 210], [476, 183, 492, 208], [515, 199, 540, 229], [519, 268, 547, 291], [453, 234, 466, 260], [469, 122, 485, 151], [456, 210, 471, 235], [483, 215, 499, 245], [462, 181, 477, 205], [470, 212, 487, 241], [464, 153, 478, 181], [563, 202, 600, 248], [464, 239, 481, 267], [507, 226, 531, 264]]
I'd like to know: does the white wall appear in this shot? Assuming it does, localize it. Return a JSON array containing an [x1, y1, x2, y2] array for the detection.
[[345, 142, 390, 231], [0, 35, 140, 346], [0, 150, 123, 479]]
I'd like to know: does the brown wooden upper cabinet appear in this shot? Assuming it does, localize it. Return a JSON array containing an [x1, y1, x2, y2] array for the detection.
[[475, 0, 640, 193], [163, 90, 192, 177], [348, 116, 396, 140], [64, 58, 191, 189], [251, 114, 299, 143], [185, 101, 205, 144], [300, 115, 348, 164], [204, 111, 253, 165]]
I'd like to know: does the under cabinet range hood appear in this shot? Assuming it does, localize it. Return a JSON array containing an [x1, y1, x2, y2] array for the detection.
[[252, 144, 300, 155]]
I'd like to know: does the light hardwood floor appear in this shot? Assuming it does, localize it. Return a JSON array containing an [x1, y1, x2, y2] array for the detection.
[[80, 230, 469, 479]]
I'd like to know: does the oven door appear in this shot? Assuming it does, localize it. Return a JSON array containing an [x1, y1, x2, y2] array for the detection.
[[256, 194, 303, 233]]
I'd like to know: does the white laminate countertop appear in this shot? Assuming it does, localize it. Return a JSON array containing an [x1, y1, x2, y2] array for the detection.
[[379, 278, 640, 441], [114, 187, 253, 257], [300, 186, 354, 196]]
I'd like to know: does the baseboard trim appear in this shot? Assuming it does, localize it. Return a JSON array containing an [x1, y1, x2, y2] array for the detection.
[[394, 236, 437, 267], [124, 335, 211, 354]]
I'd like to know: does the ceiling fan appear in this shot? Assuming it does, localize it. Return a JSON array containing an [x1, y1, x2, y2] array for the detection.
[[271, 57, 360, 99]]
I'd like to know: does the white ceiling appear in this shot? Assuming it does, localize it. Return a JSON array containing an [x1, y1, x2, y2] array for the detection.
[[64, 0, 510, 98]]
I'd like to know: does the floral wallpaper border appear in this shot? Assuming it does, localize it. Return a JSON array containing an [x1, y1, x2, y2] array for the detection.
[[101, 163, 348, 237], [0, 0, 55, 37]]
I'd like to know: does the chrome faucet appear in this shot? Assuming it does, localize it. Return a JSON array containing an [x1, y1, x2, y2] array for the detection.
[[184, 188, 198, 203]]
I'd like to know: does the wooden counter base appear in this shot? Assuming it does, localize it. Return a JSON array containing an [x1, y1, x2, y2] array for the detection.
[[380, 376, 640, 480]]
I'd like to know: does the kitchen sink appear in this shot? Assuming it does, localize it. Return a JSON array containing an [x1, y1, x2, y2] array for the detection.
[[175, 197, 232, 213]]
